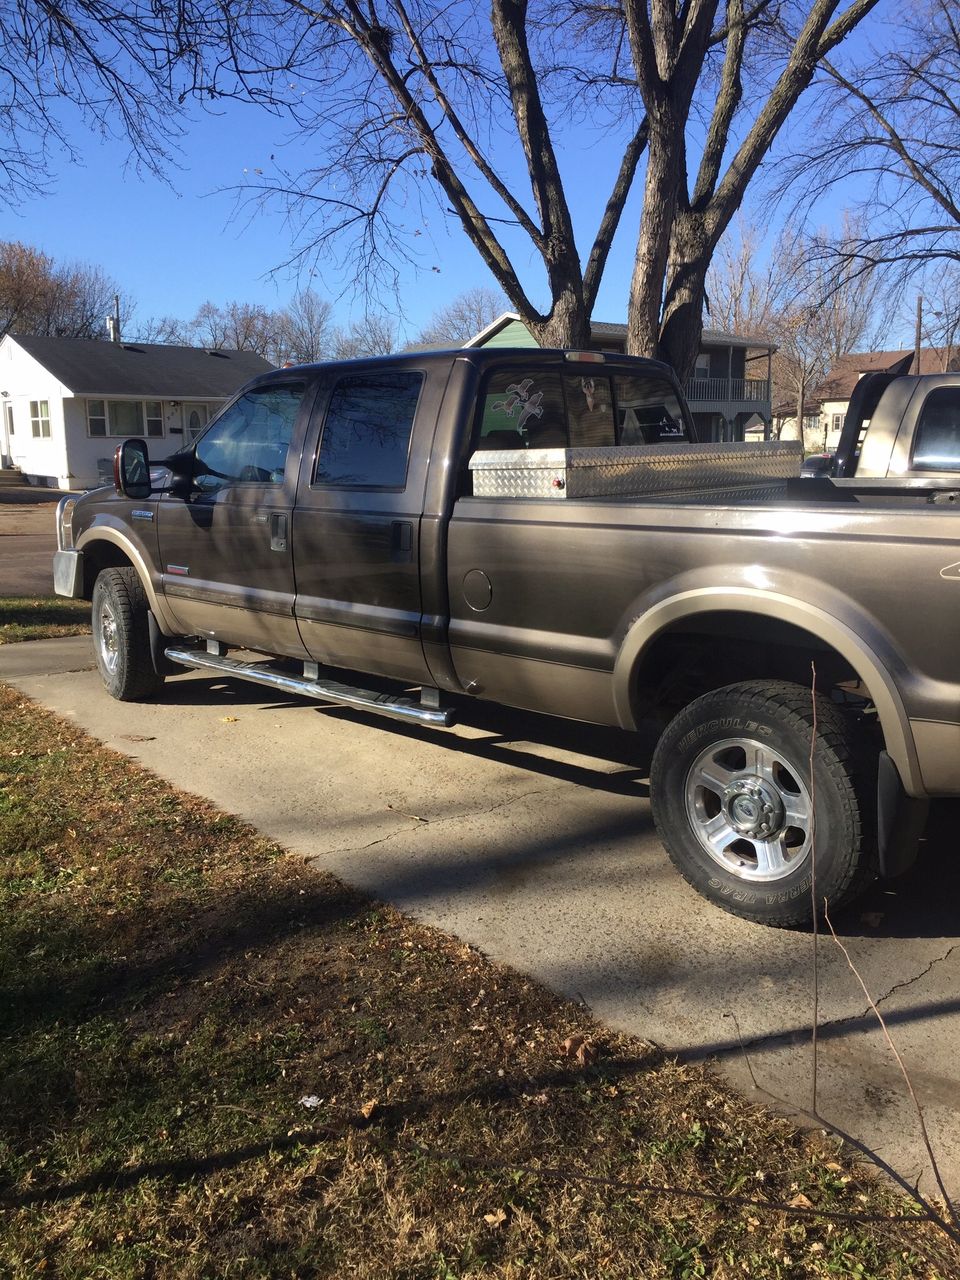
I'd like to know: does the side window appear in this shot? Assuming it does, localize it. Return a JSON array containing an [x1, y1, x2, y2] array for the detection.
[[613, 375, 686, 444], [911, 387, 960, 471], [314, 372, 423, 488], [475, 369, 566, 449], [194, 383, 306, 491], [564, 375, 616, 447]]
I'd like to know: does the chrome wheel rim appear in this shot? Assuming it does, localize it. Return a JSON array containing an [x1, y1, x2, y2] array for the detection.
[[96, 599, 120, 675], [684, 736, 812, 882]]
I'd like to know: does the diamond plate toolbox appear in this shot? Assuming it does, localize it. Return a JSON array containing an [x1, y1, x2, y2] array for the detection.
[[468, 440, 803, 500]]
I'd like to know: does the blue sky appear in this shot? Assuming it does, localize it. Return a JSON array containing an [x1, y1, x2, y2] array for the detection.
[[1, 5, 904, 347]]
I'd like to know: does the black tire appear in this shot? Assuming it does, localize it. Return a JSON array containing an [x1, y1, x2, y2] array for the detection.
[[650, 680, 876, 928], [91, 567, 165, 702]]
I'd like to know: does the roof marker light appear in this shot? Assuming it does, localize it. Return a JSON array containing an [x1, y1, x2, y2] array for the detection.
[[564, 351, 606, 363]]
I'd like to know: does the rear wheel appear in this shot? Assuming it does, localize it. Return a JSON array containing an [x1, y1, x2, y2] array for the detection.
[[92, 567, 164, 701], [650, 680, 876, 927]]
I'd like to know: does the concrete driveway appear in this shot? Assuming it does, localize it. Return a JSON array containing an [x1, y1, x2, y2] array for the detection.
[[3, 634, 960, 1200]]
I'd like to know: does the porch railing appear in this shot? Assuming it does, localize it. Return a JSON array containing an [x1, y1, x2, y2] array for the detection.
[[684, 377, 770, 403]]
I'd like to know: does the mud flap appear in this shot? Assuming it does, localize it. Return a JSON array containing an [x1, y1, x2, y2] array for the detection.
[[877, 750, 929, 878], [147, 610, 183, 677]]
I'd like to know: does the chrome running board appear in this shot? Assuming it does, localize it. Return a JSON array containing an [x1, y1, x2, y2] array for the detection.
[[164, 646, 457, 729]]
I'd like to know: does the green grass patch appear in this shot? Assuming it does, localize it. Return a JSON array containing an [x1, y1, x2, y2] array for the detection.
[[0, 683, 955, 1278], [0, 596, 91, 643]]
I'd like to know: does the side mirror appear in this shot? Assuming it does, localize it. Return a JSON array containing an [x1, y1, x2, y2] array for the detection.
[[114, 439, 151, 499]]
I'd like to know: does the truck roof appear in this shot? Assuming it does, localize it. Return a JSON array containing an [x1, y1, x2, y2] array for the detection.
[[261, 347, 679, 381]]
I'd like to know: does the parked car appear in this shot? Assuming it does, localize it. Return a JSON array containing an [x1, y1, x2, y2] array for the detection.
[[800, 451, 835, 477], [55, 348, 960, 927]]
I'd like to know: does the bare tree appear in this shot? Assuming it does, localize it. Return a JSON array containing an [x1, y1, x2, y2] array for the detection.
[[0, 1, 191, 204], [611, 0, 883, 377], [331, 314, 397, 359], [416, 287, 508, 346], [781, 0, 960, 282], [276, 289, 335, 364], [165, 0, 652, 349], [179, 300, 281, 360], [708, 218, 889, 439], [6, 2, 880, 373], [919, 271, 960, 372], [0, 242, 129, 340]]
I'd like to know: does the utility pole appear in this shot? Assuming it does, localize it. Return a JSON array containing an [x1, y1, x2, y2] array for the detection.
[[914, 294, 923, 374]]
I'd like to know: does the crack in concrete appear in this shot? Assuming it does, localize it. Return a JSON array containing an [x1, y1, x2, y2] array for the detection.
[[872, 941, 960, 1010], [317, 785, 562, 859], [725, 941, 960, 1062]]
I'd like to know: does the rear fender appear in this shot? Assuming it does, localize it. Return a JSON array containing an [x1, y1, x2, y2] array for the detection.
[[613, 586, 921, 795]]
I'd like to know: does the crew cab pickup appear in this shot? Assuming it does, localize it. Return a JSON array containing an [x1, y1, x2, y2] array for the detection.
[[54, 348, 960, 927]]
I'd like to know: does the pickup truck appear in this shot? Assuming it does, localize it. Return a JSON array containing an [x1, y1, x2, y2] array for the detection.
[[810, 354, 960, 481], [53, 347, 960, 928]]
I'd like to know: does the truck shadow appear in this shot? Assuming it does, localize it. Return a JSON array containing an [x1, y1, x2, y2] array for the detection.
[[159, 671, 957, 942]]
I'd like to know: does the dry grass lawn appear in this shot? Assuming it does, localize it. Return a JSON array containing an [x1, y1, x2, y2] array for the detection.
[[0, 597, 90, 643], [0, 684, 957, 1278]]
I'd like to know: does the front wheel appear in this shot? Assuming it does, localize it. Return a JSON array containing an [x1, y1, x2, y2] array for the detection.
[[92, 567, 164, 702], [650, 680, 876, 928]]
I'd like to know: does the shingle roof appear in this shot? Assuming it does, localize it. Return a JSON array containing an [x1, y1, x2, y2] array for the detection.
[[466, 312, 775, 351], [814, 346, 960, 402], [589, 320, 773, 349], [11, 335, 274, 396]]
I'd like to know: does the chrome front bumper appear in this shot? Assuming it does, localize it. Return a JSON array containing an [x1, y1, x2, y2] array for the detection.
[[53, 549, 84, 598]]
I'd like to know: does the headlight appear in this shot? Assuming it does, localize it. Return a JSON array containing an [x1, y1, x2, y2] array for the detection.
[[57, 496, 77, 550]]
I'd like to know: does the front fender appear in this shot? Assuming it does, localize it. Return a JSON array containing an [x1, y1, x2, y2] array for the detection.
[[76, 523, 180, 637]]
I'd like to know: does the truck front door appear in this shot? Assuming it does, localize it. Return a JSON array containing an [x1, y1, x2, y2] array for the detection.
[[292, 367, 434, 685], [156, 376, 313, 657]]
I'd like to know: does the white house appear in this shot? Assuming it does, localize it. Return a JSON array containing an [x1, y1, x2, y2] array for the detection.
[[0, 335, 274, 489]]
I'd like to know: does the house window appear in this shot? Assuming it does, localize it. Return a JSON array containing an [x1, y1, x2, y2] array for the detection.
[[145, 401, 164, 438], [831, 413, 844, 434], [86, 400, 166, 438], [30, 400, 51, 438], [87, 400, 107, 436]]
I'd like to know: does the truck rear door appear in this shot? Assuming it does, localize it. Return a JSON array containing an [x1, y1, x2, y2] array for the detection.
[[291, 364, 438, 684]]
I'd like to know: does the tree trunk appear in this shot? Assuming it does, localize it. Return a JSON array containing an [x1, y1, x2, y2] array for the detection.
[[626, 121, 684, 359], [658, 211, 712, 382], [522, 278, 590, 349]]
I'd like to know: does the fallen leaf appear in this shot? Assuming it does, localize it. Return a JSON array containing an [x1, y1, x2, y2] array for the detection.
[[221, 716, 239, 723], [119, 733, 156, 742], [787, 1192, 814, 1209], [297, 1095, 322, 1110], [576, 1040, 598, 1067], [483, 1208, 507, 1227], [562, 1034, 584, 1057], [360, 1099, 379, 1120]]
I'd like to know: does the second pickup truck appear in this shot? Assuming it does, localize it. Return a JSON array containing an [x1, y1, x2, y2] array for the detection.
[[54, 347, 960, 927]]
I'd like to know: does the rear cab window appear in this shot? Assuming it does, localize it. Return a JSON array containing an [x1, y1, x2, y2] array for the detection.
[[911, 387, 960, 472], [473, 365, 687, 453]]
